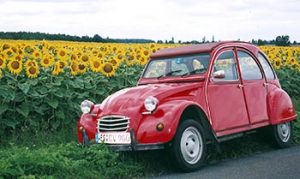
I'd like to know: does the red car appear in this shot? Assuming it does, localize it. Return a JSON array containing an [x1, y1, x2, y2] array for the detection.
[[77, 41, 297, 171]]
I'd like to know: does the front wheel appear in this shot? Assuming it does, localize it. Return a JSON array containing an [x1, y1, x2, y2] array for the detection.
[[271, 122, 293, 148], [171, 119, 207, 172]]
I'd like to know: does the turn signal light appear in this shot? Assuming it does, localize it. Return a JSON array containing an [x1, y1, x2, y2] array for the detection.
[[156, 123, 164, 131]]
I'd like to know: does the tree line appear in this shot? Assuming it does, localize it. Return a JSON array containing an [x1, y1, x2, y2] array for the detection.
[[160, 35, 298, 46], [0, 32, 297, 46], [251, 35, 298, 46], [0, 31, 155, 43]]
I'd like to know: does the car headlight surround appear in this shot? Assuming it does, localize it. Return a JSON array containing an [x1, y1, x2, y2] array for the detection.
[[144, 96, 158, 112], [80, 100, 94, 114]]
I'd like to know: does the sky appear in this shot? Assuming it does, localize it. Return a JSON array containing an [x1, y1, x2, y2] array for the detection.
[[0, 0, 300, 42]]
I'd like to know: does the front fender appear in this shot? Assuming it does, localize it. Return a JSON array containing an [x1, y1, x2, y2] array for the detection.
[[136, 100, 205, 144], [77, 114, 97, 143], [268, 88, 297, 124]]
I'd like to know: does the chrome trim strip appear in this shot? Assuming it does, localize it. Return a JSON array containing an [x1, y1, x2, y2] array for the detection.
[[101, 115, 130, 119], [99, 126, 129, 131], [100, 122, 129, 127], [100, 118, 129, 122]]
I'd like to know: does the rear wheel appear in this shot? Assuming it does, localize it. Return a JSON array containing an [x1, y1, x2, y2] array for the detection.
[[271, 122, 292, 148], [171, 119, 207, 172]]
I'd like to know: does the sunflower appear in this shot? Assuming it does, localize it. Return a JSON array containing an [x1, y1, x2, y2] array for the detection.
[[287, 57, 297, 66], [101, 62, 115, 77], [151, 48, 157, 53], [108, 57, 121, 68], [92, 49, 98, 56], [52, 61, 64, 75], [5, 48, 14, 57], [15, 54, 23, 61], [41, 40, 49, 49], [57, 48, 67, 60], [116, 53, 123, 61], [74, 50, 82, 58], [100, 46, 107, 52], [41, 55, 54, 68], [25, 59, 38, 69], [26, 65, 40, 78], [0, 69, 2, 78], [18, 49, 24, 56], [143, 49, 150, 56], [273, 58, 282, 70], [24, 45, 34, 55], [138, 56, 148, 66], [58, 60, 67, 69], [33, 50, 42, 59], [8, 60, 22, 75], [70, 61, 79, 76], [150, 44, 155, 48], [77, 62, 87, 74], [70, 53, 78, 61], [2, 43, 10, 51], [80, 54, 89, 63], [126, 54, 138, 66], [97, 52, 103, 59], [0, 56, 6, 69], [90, 58, 102, 72]]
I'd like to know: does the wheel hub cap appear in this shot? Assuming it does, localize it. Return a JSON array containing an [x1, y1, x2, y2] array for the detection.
[[180, 126, 203, 165], [277, 122, 291, 142]]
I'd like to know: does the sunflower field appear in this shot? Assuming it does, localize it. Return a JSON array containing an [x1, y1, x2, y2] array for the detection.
[[0, 40, 299, 137], [0, 40, 178, 137]]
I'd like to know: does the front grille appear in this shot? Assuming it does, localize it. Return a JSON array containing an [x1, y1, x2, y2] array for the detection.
[[98, 115, 130, 132]]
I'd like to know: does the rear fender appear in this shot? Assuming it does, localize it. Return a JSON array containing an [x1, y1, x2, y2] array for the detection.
[[268, 88, 297, 124]]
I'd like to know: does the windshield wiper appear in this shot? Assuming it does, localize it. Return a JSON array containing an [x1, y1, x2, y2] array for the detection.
[[181, 68, 207, 77], [157, 70, 182, 79]]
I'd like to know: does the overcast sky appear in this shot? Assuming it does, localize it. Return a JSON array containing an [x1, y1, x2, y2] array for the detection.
[[0, 0, 299, 42]]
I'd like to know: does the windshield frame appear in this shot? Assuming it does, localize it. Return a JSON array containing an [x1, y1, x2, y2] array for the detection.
[[142, 53, 211, 79]]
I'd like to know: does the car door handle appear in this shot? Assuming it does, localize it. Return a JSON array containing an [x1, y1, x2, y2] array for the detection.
[[263, 83, 269, 87], [237, 84, 243, 88]]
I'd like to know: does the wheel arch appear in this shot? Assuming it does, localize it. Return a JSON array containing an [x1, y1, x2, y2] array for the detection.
[[175, 104, 218, 147]]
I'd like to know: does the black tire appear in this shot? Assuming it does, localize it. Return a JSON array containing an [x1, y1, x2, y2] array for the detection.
[[170, 119, 207, 172], [271, 122, 293, 148]]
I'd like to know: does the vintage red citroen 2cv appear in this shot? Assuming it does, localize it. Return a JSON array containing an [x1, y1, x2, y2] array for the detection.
[[77, 41, 297, 171]]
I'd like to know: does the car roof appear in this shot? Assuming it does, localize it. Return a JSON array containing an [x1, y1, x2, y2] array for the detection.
[[151, 41, 259, 58]]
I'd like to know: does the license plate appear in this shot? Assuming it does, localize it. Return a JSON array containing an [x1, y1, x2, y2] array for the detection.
[[96, 132, 131, 144]]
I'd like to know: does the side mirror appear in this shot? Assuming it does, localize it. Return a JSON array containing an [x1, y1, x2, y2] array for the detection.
[[213, 70, 225, 79]]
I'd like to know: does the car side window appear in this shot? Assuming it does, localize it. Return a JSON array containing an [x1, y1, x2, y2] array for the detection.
[[213, 51, 238, 81], [257, 52, 275, 80], [238, 51, 262, 80]]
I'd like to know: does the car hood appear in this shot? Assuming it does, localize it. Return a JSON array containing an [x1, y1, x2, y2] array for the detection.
[[100, 82, 202, 116]]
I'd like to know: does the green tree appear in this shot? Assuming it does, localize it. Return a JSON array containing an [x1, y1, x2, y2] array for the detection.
[[275, 35, 290, 46]]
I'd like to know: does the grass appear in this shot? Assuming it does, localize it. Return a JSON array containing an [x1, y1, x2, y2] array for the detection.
[[0, 99, 299, 178]]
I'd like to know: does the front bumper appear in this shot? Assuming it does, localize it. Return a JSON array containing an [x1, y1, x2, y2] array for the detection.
[[81, 128, 165, 151]]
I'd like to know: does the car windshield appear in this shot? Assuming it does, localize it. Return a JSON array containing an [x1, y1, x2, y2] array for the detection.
[[143, 53, 210, 78]]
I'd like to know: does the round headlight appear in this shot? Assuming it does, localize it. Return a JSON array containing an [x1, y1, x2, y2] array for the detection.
[[80, 100, 94, 114], [144, 96, 158, 112]]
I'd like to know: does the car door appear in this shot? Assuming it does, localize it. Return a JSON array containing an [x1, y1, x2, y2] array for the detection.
[[207, 49, 249, 133], [236, 49, 269, 124]]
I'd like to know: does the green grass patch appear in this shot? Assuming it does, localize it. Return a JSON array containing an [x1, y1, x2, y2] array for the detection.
[[0, 142, 144, 179]]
